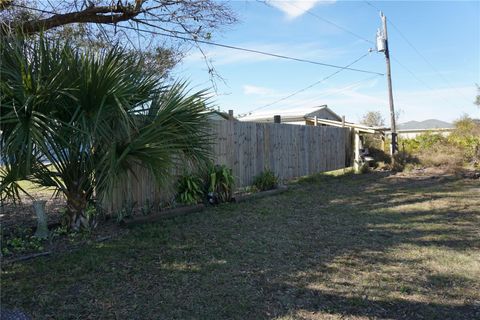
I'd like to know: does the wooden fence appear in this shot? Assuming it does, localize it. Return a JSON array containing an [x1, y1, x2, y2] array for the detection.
[[211, 120, 351, 186], [103, 120, 352, 211]]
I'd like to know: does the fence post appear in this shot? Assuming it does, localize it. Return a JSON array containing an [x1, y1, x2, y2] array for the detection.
[[274, 115, 281, 124], [228, 109, 234, 120], [314, 116, 318, 126]]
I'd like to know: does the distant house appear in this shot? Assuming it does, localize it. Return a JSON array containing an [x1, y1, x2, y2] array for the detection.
[[243, 105, 342, 125], [208, 110, 237, 121], [394, 119, 454, 139]]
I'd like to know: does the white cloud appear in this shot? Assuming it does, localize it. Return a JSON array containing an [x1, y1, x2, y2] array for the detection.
[[268, 0, 336, 20], [243, 85, 276, 96]]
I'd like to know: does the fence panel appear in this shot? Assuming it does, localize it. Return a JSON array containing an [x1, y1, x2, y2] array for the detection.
[[103, 120, 352, 211]]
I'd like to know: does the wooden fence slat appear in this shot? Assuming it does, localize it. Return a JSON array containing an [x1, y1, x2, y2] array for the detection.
[[104, 120, 352, 211]]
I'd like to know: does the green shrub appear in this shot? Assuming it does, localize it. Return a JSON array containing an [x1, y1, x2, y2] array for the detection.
[[368, 147, 392, 165], [448, 116, 480, 164], [1, 228, 44, 256], [206, 164, 235, 203], [399, 138, 420, 154], [253, 170, 278, 191], [176, 174, 204, 205], [362, 133, 385, 150], [397, 117, 480, 169], [416, 132, 448, 150], [387, 151, 419, 172]]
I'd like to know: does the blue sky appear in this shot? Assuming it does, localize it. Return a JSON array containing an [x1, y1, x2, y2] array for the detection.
[[173, 0, 479, 124]]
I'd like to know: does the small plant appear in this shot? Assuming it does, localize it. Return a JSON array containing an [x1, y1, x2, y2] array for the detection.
[[83, 203, 99, 230], [355, 162, 371, 174], [140, 199, 155, 216], [390, 151, 420, 172], [206, 164, 235, 204], [176, 174, 204, 205], [1, 227, 44, 256], [252, 170, 278, 191], [116, 200, 136, 223]]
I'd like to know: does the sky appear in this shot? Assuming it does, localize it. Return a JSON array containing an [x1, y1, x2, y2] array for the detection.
[[173, 0, 480, 124]]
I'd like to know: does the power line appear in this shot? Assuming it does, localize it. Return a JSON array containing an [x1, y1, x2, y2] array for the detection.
[[364, 1, 381, 12], [240, 51, 377, 117], [363, 1, 472, 103], [253, 74, 382, 116], [9, 3, 384, 76], [279, 1, 375, 45], [279, 74, 382, 110], [116, 25, 384, 75]]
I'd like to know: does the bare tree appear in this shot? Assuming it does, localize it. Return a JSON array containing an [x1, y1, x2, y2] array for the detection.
[[1, 0, 237, 76]]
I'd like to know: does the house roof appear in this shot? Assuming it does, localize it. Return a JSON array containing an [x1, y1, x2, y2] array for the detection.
[[304, 105, 342, 121], [208, 110, 237, 121], [242, 105, 341, 123]]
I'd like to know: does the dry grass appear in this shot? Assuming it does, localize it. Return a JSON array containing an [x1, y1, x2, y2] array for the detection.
[[2, 171, 479, 319], [416, 144, 465, 170]]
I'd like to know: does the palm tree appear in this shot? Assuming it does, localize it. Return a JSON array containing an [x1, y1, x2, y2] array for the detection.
[[0, 37, 212, 230]]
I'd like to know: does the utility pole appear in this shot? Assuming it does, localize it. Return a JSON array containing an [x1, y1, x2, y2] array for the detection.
[[377, 12, 397, 155]]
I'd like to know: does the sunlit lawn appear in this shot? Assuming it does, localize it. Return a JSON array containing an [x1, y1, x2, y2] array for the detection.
[[2, 172, 479, 319]]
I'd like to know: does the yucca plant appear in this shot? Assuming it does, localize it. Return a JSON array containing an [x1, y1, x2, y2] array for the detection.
[[0, 36, 212, 230]]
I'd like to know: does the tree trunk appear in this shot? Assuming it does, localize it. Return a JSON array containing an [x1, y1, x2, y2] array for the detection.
[[65, 191, 89, 231]]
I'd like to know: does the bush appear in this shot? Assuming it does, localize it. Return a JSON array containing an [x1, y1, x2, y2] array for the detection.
[[448, 116, 480, 165], [384, 151, 419, 172], [399, 138, 420, 154], [176, 174, 204, 205], [396, 117, 480, 170], [362, 133, 385, 151], [253, 170, 278, 191], [416, 143, 465, 169], [1, 227, 44, 256], [206, 164, 235, 204], [368, 147, 392, 165]]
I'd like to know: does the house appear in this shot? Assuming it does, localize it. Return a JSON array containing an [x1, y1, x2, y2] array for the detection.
[[242, 105, 342, 125], [208, 110, 237, 121], [391, 119, 454, 139]]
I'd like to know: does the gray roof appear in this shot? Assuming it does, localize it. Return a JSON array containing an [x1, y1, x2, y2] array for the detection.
[[304, 105, 342, 121]]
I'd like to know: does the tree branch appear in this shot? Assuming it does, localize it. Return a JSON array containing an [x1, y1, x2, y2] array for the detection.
[[18, 3, 144, 34]]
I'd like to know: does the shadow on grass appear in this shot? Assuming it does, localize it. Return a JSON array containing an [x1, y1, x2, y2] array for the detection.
[[2, 172, 479, 319]]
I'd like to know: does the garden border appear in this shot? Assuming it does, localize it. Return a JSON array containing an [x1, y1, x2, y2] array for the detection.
[[122, 185, 288, 227]]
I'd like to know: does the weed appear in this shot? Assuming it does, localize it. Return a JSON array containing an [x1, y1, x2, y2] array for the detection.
[[140, 199, 155, 216], [1, 227, 44, 255], [252, 170, 278, 191], [116, 200, 136, 223]]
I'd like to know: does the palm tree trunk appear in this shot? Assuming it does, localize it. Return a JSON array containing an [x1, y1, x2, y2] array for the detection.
[[65, 191, 88, 231]]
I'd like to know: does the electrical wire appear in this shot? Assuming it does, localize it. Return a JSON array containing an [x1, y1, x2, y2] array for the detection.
[[9, 3, 384, 76], [275, 74, 382, 111], [364, 0, 473, 104], [240, 51, 378, 117], [116, 25, 384, 75], [279, 1, 375, 45]]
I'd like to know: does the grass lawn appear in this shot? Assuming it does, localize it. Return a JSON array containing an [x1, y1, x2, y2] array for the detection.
[[2, 171, 479, 319]]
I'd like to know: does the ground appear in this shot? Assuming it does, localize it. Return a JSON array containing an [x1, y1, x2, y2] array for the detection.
[[1, 171, 479, 319]]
